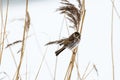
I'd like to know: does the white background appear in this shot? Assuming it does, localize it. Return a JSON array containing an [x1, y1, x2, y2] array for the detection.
[[0, 0, 120, 80]]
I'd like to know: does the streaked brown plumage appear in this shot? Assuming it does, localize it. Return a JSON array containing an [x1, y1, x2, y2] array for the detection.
[[45, 32, 81, 56]]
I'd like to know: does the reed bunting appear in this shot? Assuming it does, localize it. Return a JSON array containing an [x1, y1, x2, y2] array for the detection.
[[45, 32, 81, 56]]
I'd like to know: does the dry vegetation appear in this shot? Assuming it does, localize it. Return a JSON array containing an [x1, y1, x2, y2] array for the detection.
[[0, 0, 119, 80], [56, 0, 98, 80]]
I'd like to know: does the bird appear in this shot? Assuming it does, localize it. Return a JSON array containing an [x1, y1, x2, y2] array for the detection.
[[45, 32, 81, 56]]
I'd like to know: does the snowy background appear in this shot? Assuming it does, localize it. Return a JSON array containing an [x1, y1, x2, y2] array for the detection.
[[0, 0, 120, 80]]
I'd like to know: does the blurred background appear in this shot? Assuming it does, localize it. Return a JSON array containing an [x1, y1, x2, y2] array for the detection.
[[0, 0, 120, 80]]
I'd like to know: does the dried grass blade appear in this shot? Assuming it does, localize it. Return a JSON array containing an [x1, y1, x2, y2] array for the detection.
[[6, 40, 22, 48]]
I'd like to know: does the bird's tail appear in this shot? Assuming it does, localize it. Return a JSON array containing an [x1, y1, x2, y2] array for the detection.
[[55, 46, 65, 56]]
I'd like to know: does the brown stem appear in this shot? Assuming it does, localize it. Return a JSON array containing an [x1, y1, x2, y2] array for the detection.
[[15, 0, 29, 79]]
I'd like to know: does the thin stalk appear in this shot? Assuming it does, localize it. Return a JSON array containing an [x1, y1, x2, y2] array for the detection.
[[83, 66, 94, 80], [75, 61, 82, 80], [81, 62, 90, 79], [54, 16, 66, 80], [0, 0, 3, 45], [79, 0, 86, 34], [111, 0, 120, 19], [15, 0, 29, 79], [54, 57, 58, 80], [0, 0, 9, 64], [6, 38, 18, 67], [35, 47, 48, 80], [111, 0, 115, 80], [32, 29, 54, 80]]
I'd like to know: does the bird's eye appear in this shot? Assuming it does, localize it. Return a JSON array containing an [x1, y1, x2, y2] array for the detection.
[[74, 32, 80, 38], [75, 33, 79, 37]]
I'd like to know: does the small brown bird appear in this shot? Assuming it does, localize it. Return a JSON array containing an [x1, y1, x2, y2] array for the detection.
[[45, 32, 81, 56]]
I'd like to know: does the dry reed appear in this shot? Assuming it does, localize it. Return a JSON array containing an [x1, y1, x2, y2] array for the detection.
[[57, 0, 86, 80], [0, 0, 9, 64], [15, 0, 30, 79], [111, 0, 115, 80], [0, 0, 119, 80]]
